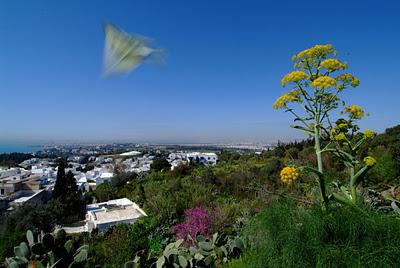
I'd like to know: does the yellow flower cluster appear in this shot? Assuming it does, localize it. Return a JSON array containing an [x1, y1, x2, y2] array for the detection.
[[336, 73, 360, 88], [330, 120, 351, 141], [281, 71, 309, 86], [364, 129, 375, 138], [343, 105, 365, 119], [363, 156, 376, 166], [272, 90, 301, 109], [311, 76, 337, 89], [334, 133, 347, 141], [294, 44, 334, 61], [320, 58, 344, 71], [280, 166, 299, 185]]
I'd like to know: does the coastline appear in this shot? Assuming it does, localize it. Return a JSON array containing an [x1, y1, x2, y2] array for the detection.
[[0, 144, 42, 154]]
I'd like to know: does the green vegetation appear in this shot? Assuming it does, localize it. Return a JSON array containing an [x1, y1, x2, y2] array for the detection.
[[225, 201, 400, 268], [0, 153, 33, 168], [2, 125, 400, 266], [150, 157, 171, 172], [0, 160, 85, 262], [5, 229, 88, 268], [2, 45, 400, 267], [51, 160, 86, 224]]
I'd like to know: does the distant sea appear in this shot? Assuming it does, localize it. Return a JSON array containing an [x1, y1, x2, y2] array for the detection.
[[0, 144, 43, 154]]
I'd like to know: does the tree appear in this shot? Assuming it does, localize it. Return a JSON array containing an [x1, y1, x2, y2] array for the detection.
[[52, 159, 66, 199], [62, 171, 85, 223], [273, 44, 376, 207], [111, 172, 136, 189], [150, 157, 171, 172], [52, 159, 85, 223], [94, 182, 115, 203]]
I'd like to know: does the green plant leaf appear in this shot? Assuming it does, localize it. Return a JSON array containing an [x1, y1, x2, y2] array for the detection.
[[54, 228, 66, 244], [26, 230, 34, 246], [7, 259, 19, 268], [196, 235, 206, 242], [232, 237, 244, 250], [14, 246, 24, 259], [178, 255, 188, 267], [76, 244, 89, 252], [124, 260, 139, 268], [212, 233, 218, 244], [391, 201, 400, 214], [19, 242, 29, 258], [73, 249, 88, 263], [204, 255, 215, 266], [174, 239, 184, 248], [350, 165, 369, 187], [194, 253, 204, 260], [64, 240, 73, 254], [291, 125, 313, 133], [198, 241, 213, 252], [163, 242, 176, 255], [303, 166, 323, 178], [156, 256, 165, 268], [11, 256, 28, 266]]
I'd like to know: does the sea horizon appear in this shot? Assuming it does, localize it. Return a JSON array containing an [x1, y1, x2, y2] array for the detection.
[[0, 144, 43, 154]]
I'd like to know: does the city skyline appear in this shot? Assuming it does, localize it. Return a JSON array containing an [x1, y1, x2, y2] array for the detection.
[[1, 0, 399, 144]]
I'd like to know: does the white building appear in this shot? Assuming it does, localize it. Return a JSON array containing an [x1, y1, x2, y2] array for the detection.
[[0, 168, 24, 179], [120, 151, 142, 157], [168, 152, 218, 166], [85, 198, 147, 232], [31, 166, 56, 177]]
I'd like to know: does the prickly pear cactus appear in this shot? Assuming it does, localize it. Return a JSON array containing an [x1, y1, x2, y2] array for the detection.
[[5, 229, 89, 268]]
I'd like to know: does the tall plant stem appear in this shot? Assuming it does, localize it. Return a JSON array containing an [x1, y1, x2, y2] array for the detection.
[[314, 125, 329, 209], [350, 166, 356, 203]]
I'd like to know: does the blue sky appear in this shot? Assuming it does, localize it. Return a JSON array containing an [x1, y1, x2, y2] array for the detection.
[[0, 0, 399, 144]]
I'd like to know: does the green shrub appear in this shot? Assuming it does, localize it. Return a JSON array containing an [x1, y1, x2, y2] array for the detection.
[[226, 200, 400, 268], [87, 216, 168, 267]]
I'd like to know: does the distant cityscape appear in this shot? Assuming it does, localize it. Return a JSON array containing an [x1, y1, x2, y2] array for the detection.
[[0, 142, 277, 155], [0, 142, 276, 215]]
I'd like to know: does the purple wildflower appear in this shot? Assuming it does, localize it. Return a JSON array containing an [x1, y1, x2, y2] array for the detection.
[[172, 207, 212, 241]]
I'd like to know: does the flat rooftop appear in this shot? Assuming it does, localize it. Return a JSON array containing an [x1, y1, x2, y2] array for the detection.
[[87, 198, 147, 224], [93, 205, 144, 224]]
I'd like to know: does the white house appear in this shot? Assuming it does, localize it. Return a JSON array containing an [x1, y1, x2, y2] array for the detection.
[[120, 151, 142, 157], [187, 152, 218, 165], [168, 152, 218, 166], [85, 198, 147, 232]]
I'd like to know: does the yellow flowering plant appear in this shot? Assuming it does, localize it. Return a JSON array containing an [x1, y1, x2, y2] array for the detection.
[[273, 44, 374, 208], [327, 117, 376, 205]]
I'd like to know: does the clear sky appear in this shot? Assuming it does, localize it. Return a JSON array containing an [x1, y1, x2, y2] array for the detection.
[[0, 0, 399, 144]]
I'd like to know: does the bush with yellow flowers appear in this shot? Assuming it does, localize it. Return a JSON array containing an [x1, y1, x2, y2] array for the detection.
[[272, 44, 376, 208]]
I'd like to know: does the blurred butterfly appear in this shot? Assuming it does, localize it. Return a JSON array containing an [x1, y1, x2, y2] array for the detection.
[[102, 23, 163, 76]]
